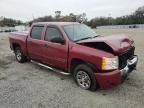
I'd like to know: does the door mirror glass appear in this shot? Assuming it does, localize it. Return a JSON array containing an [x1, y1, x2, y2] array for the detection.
[[51, 37, 65, 44]]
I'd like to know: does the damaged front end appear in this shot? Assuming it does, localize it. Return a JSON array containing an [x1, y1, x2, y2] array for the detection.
[[76, 35, 138, 89], [78, 42, 114, 54]]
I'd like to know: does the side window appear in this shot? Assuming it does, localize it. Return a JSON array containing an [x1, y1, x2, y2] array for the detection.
[[45, 27, 63, 42], [31, 26, 44, 39]]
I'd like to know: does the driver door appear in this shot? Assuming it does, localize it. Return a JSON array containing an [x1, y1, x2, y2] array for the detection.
[[42, 26, 68, 70]]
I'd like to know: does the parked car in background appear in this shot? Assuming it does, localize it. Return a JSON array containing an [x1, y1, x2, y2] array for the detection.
[[0, 27, 16, 33], [15, 25, 27, 31]]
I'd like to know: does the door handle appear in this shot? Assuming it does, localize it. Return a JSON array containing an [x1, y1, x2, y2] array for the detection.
[[29, 41, 32, 44]]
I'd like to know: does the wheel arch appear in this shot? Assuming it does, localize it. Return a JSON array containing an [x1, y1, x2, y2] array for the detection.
[[12, 43, 21, 50], [69, 58, 98, 73]]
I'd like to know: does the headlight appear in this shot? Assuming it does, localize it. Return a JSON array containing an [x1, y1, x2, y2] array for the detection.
[[102, 56, 119, 70]]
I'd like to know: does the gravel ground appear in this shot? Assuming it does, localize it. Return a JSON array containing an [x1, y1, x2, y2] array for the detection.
[[0, 28, 144, 108]]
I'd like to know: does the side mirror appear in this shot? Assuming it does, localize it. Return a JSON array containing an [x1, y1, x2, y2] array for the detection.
[[51, 37, 65, 44]]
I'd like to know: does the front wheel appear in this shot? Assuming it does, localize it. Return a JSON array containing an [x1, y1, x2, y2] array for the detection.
[[73, 64, 98, 91], [14, 47, 27, 63]]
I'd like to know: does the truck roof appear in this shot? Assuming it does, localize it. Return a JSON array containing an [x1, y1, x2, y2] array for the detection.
[[32, 22, 79, 26]]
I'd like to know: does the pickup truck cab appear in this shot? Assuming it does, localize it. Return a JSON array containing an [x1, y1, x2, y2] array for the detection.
[[9, 22, 138, 90]]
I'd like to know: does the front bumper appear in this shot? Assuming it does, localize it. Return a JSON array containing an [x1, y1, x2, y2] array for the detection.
[[120, 55, 138, 81], [95, 55, 138, 89]]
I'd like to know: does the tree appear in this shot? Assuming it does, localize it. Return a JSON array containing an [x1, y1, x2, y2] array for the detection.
[[60, 16, 73, 22], [87, 6, 144, 28], [0, 17, 23, 27], [28, 12, 88, 25], [27, 6, 144, 28], [134, 6, 144, 16], [69, 13, 77, 22], [55, 11, 61, 20], [28, 15, 54, 26]]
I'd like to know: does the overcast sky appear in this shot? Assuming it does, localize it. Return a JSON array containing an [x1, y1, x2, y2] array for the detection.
[[0, 0, 144, 22]]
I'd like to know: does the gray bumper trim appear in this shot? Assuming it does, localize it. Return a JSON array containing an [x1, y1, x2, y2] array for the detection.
[[120, 55, 138, 77]]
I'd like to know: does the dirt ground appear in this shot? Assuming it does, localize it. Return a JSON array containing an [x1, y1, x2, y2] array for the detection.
[[0, 28, 144, 108]]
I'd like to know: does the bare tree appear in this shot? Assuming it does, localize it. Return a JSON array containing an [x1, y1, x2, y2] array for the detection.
[[55, 11, 61, 19]]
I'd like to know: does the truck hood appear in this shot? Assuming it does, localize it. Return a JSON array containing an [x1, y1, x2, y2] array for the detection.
[[77, 34, 134, 53]]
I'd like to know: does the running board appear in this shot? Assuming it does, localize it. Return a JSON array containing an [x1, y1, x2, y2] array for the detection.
[[31, 60, 71, 75]]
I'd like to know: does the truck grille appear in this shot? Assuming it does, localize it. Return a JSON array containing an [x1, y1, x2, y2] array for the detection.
[[119, 47, 135, 69]]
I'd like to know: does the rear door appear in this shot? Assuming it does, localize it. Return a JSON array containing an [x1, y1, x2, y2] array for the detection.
[[27, 25, 45, 61], [42, 26, 68, 70]]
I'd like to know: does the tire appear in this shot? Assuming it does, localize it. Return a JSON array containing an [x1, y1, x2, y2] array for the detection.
[[73, 64, 98, 91], [14, 47, 27, 63]]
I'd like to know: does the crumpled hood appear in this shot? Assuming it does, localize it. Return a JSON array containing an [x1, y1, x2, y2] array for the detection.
[[77, 34, 134, 53]]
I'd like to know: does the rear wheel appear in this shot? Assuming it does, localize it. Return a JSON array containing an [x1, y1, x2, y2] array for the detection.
[[73, 64, 98, 91], [14, 47, 27, 63]]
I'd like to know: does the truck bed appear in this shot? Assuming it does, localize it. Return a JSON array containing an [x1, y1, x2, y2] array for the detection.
[[10, 31, 29, 36], [9, 31, 29, 56]]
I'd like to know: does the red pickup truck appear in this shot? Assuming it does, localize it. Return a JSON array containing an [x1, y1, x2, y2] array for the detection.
[[9, 22, 138, 90]]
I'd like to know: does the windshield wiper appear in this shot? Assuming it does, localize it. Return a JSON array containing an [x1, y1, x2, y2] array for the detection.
[[75, 35, 99, 42], [75, 37, 92, 42], [92, 35, 100, 38]]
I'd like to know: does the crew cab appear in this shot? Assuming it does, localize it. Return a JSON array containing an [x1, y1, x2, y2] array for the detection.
[[9, 22, 138, 90]]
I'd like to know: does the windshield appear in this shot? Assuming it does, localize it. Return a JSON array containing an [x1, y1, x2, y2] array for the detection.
[[64, 24, 98, 41]]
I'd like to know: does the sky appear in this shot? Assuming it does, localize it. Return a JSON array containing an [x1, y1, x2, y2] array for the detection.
[[0, 0, 144, 22]]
